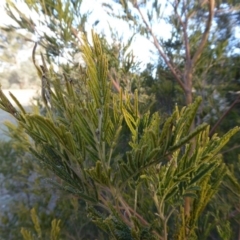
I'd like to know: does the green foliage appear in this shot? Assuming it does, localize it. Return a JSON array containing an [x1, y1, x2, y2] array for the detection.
[[0, 31, 239, 239], [2, 0, 240, 238], [0, 131, 103, 239], [21, 208, 61, 240], [5, 0, 88, 63], [0, 115, 104, 239]]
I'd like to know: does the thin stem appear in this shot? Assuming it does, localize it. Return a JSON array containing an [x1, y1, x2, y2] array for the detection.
[[209, 95, 240, 137], [118, 195, 133, 226], [117, 194, 163, 239], [134, 189, 137, 214], [134, 3, 186, 92], [192, 0, 215, 65], [107, 146, 113, 167], [153, 190, 164, 220], [174, 0, 191, 64], [166, 208, 176, 223], [221, 144, 240, 154], [163, 220, 168, 240]]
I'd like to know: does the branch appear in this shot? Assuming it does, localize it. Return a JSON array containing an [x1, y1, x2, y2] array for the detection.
[[221, 144, 240, 155], [192, 0, 215, 65], [71, 26, 83, 45], [173, 0, 191, 64], [173, 0, 192, 94], [134, 3, 186, 92], [118, 197, 164, 239], [209, 95, 240, 137]]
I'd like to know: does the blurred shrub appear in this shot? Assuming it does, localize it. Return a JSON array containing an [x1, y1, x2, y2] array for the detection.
[[0, 122, 104, 239]]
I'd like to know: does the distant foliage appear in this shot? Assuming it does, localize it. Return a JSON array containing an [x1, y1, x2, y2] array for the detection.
[[21, 208, 61, 240]]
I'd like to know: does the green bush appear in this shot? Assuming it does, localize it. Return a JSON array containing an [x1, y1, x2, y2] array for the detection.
[[0, 129, 103, 239], [0, 32, 239, 239]]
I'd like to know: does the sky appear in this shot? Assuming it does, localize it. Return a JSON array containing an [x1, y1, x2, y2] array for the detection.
[[1, 0, 240, 66], [0, 0, 170, 69]]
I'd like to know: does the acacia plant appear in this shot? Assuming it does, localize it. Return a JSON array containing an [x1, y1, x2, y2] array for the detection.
[[0, 32, 239, 239], [104, 0, 240, 223]]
